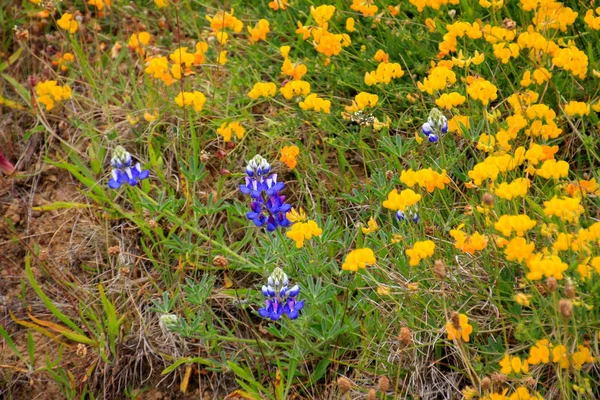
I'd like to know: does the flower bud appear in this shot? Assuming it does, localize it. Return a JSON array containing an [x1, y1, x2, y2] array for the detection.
[[564, 279, 575, 299], [337, 377, 352, 394], [450, 311, 460, 330], [559, 298, 573, 319], [434, 259, 446, 280], [482, 192, 494, 207], [398, 327, 412, 346], [480, 376, 491, 391], [378, 376, 390, 392], [213, 255, 229, 267], [546, 277, 558, 292], [367, 388, 376, 400], [491, 372, 506, 387]]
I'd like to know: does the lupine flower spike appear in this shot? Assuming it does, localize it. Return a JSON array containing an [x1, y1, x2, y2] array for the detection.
[[421, 108, 448, 143], [240, 155, 292, 231], [108, 146, 150, 189], [0, 150, 16, 175], [259, 267, 304, 321]]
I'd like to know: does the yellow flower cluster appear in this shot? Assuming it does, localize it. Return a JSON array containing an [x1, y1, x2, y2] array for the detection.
[[35, 80, 72, 111], [248, 19, 270, 44], [350, 0, 378, 17], [174, 91, 206, 112], [417, 65, 456, 94], [564, 101, 590, 117], [206, 9, 243, 33], [494, 214, 536, 237], [145, 45, 208, 86], [499, 354, 528, 375], [543, 196, 584, 223], [216, 122, 245, 142], [405, 240, 435, 266], [435, 92, 465, 110], [450, 225, 488, 255], [400, 168, 451, 193], [345, 92, 378, 112], [286, 220, 322, 248], [445, 313, 472, 342], [364, 62, 404, 86], [299, 94, 331, 114], [248, 82, 277, 99], [535, 159, 569, 179], [295, 5, 351, 58], [280, 80, 311, 100], [466, 77, 498, 105], [382, 188, 421, 212], [128, 32, 151, 56], [520, 67, 551, 86], [493, 178, 530, 200], [584, 7, 600, 30], [552, 46, 588, 79], [280, 145, 300, 169], [525, 254, 568, 280], [342, 248, 376, 271], [57, 13, 78, 34], [439, 21, 482, 55]]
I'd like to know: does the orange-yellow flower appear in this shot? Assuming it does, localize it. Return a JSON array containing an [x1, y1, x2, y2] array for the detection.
[[446, 313, 473, 342], [280, 145, 300, 169]]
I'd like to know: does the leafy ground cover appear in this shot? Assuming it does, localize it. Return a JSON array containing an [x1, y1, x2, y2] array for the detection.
[[1, 0, 600, 398]]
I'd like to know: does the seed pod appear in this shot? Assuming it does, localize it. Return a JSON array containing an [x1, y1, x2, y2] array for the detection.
[[337, 377, 352, 394]]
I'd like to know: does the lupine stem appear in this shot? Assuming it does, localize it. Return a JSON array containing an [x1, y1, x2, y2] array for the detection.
[[136, 190, 263, 272]]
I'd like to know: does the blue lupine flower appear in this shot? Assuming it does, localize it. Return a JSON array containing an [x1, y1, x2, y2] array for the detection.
[[258, 267, 304, 321], [108, 146, 150, 189], [240, 155, 291, 231], [396, 208, 419, 223], [421, 108, 448, 143]]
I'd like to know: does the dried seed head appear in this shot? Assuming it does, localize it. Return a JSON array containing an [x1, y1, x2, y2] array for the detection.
[[525, 376, 537, 387], [147, 219, 157, 229], [564, 279, 575, 299], [491, 372, 506, 387], [559, 298, 573, 319], [367, 388, 377, 400], [480, 376, 491, 391], [76, 344, 87, 358], [378, 376, 390, 392], [398, 327, 412, 346], [502, 18, 516, 30], [546, 277, 558, 292], [482, 192, 494, 207], [385, 170, 394, 181], [337, 377, 352, 394], [433, 259, 446, 280], [213, 255, 229, 267], [107, 245, 120, 255], [450, 312, 460, 329]]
